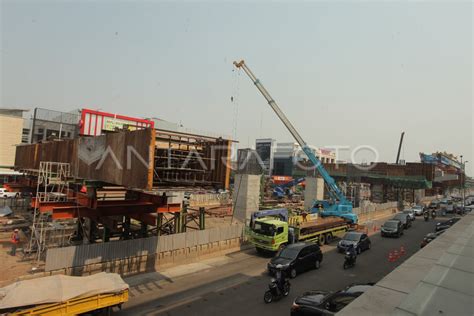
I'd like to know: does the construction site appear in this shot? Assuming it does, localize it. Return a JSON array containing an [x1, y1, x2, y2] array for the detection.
[[0, 52, 472, 316], [1, 64, 471, 283]]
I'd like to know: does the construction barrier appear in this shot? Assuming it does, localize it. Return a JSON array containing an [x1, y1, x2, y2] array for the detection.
[[45, 223, 244, 273]]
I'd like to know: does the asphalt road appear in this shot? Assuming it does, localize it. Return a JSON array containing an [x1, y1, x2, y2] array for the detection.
[[118, 216, 450, 316]]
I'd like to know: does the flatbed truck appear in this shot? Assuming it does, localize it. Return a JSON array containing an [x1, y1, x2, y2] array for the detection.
[[0, 273, 128, 316], [8, 290, 128, 315], [246, 209, 352, 253]]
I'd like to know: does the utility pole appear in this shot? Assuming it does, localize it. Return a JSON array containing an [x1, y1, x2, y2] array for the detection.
[[460, 155, 467, 209]]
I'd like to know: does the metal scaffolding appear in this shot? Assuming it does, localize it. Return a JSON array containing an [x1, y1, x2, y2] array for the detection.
[[27, 162, 72, 261]]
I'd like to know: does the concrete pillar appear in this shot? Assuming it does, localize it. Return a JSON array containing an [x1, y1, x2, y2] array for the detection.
[[371, 184, 384, 203], [156, 213, 163, 236], [233, 174, 261, 224], [304, 177, 324, 210]]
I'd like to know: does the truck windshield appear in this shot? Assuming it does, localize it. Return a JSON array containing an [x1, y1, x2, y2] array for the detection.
[[253, 222, 276, 236]]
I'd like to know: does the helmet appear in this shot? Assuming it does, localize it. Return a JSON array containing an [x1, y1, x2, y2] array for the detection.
[[276, 264, 283, 270], [14, 229, 19, 232]]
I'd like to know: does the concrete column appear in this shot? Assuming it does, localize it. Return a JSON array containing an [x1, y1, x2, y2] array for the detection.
[[233, 174, 261, 224], [304, 177, 324, 210], [371, 184, 384, 203], [156, 213, 163, 236]]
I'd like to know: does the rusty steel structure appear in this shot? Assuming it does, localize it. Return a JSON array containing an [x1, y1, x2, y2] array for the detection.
[[12, 128, 232, 258], [15, 128, 232, 191]]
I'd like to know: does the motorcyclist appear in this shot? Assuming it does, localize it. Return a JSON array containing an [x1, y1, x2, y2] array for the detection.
[[346, 244, 357, 262], [423, 210, 430, 221], [274, 264, 287, 294]]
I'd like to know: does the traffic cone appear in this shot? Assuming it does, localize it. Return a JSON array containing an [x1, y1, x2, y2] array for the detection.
[[388, 251, 394, 262], [400, 245, 406, 256]]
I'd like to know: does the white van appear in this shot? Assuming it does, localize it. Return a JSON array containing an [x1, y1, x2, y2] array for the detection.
[[0, 188, 18, 199]]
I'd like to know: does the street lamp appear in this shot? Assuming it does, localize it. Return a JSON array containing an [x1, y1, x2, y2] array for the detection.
[[460, 154, 468, 208], [463, 161, 469, 208]]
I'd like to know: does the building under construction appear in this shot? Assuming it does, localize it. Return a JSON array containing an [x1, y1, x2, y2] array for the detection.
[[12, 110, 233, 260]]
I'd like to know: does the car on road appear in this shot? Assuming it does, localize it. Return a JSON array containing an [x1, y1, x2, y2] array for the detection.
[[440, 200, 455, 213], [268, 242, 322, 278], [420, 230, 446, 248], [392, 213, 411, 229], [290, 283, 374, 316], [0, 188, 19, 199], [435, 217, 460, 232], [337, 232, 371, 254], [381, 220, 403, 238], [402, 209, 416, 221], [412, 205, 424, 216], [428, 201, 439, 210]]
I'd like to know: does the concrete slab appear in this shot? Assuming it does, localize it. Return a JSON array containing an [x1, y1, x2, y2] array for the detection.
[[338, 285, 407, 316], [393, 282, 474, 316], [437, 252, 474, 273], [377, 256, 435, 294], [422, 264, 474, 296]]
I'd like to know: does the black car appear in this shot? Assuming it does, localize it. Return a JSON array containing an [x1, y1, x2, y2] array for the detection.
[[337, 232, 371, 254], [381, 220, 403, 238], [420, 230, 445, 248], [435, 217, 460, 232], [291, 283, 374, 315], [392, 213, 411, 229], [268, 242, 322, 278]]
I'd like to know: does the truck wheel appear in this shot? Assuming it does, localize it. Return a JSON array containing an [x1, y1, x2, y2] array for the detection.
[[317, 236, 322, 246], [320, 234, 326, 245], [325, 233, 332, 245]]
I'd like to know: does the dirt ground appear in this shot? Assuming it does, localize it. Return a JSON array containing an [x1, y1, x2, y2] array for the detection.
[[0, 231, 37, 287]]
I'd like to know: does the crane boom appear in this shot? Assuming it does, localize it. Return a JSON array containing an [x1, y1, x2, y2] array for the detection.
[[234, 60, 356, 223], [396, 132, 405, 164]]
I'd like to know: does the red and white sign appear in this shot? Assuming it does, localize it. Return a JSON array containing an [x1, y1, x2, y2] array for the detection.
[[80, 109, 154, 136]]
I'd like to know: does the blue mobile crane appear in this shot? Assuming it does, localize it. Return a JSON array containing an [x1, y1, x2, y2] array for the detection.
[[272, 177, 305, 199], [234, 60, 357, 224]]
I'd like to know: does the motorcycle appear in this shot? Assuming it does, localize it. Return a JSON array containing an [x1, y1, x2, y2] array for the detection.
[[343, 252, 356, 269], [424, 211, 430, 221], [263, 278, 290, 303], [431, 210, 437, 220]]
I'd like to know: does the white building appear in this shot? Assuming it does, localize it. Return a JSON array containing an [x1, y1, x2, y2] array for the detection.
[[0, 108, 27, 177], [274, 142, 336, 163]]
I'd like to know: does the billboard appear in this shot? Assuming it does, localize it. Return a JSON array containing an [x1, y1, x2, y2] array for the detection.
[[80, 109, 154, 136], [256, 139, 275, 175]]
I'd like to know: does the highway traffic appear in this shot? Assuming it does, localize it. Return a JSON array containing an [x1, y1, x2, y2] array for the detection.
[[118, 214, 457, 316]]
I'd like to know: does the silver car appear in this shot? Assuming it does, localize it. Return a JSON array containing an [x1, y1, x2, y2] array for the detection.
[[402, 209, 416, 221], [412, 205, 424, 216]]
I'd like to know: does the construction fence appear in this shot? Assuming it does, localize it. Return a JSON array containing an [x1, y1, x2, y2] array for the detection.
[[45, 223, 244, 272]]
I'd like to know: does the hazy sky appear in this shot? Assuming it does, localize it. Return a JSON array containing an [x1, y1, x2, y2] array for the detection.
[[1, 1, 473, 174]]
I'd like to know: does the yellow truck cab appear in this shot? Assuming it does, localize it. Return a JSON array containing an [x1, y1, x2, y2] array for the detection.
[[247, 209, 351, 253]]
